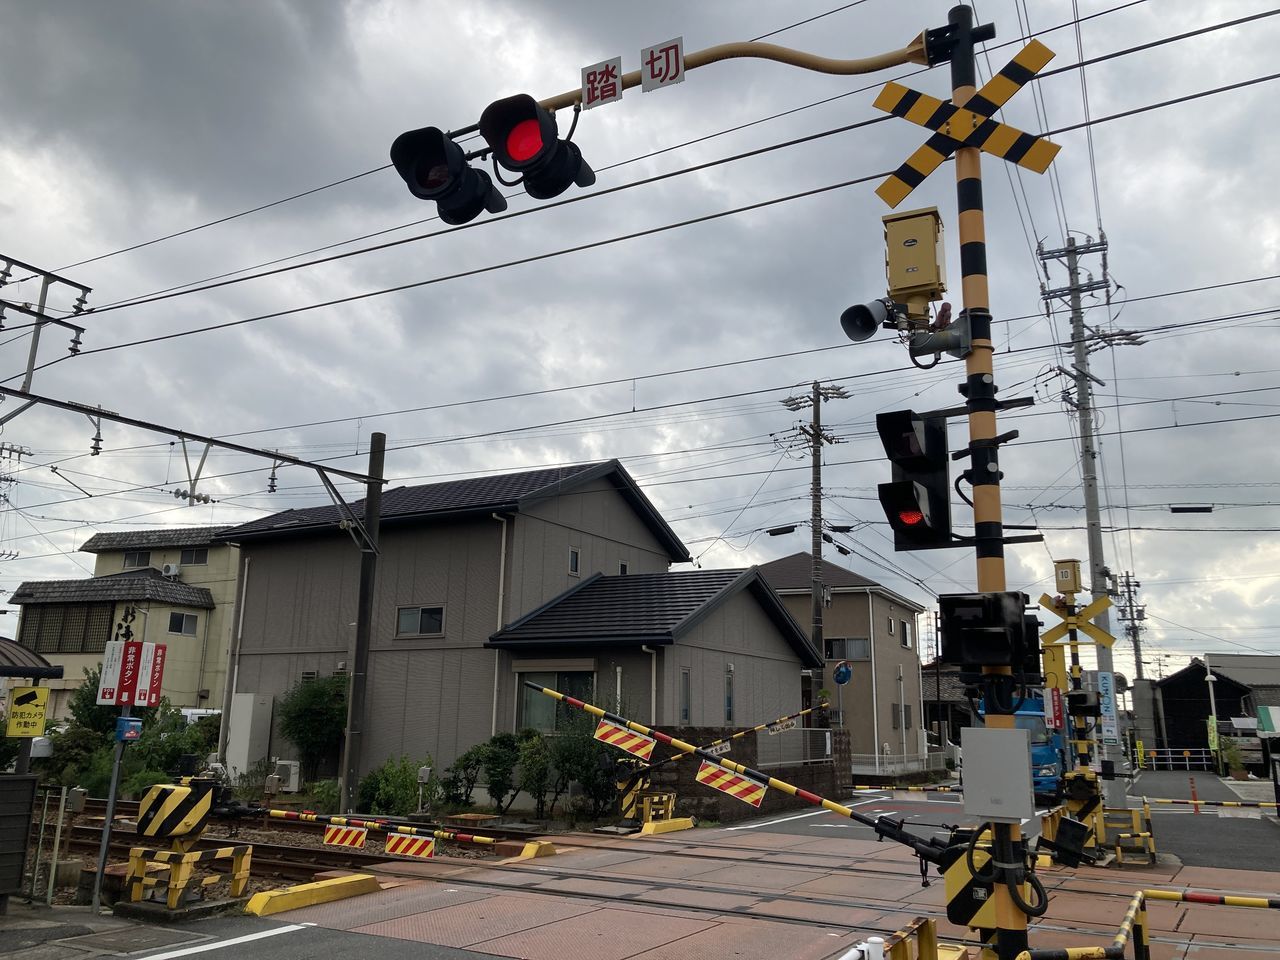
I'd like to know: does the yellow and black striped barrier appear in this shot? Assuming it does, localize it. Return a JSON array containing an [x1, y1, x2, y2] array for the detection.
[[265, 809, 499, 847], [1143, 796, 1278, 809], [137, 781, 216, 844], [1015, 886, 1280, 960], [645, 703, 826, 771], [126, 843, 251, 910]]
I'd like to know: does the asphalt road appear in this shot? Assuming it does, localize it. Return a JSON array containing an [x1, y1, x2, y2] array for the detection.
[[134, 916, 507, 960], [1132, 769, 1280, 870], [720, 789, 975, 846]]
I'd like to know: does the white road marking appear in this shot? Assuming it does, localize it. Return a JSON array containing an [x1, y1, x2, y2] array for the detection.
[[138, 925, 306, 960], [725, 796, 881, 830]]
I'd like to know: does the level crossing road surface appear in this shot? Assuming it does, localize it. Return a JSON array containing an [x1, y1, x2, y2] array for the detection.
[[100, 785, 1277, 960], [1131, 769, 1280, 871]]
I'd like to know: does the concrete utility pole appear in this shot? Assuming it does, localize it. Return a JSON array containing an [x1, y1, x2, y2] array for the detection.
[[340, 432, 386, 813], [780, 383, 848, 657], [1116, 571, 1145, 680], [1039, 234, 1126, 806]]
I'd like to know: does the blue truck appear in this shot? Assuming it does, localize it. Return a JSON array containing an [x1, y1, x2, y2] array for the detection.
[[978, 690, 1065, 802]]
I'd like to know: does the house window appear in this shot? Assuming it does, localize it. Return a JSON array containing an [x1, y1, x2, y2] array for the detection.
[[123, 551, 151, 569], [180, 547, 208, 565], [569, 547, 581, 576], [396, 605, 445, 637], [828, 637, 870, 661], [300, 670, 318, 684], [901, 620, 911, 648], [904, 704, 913, 729], [887, 617, 895, 635], [724, 665, 735, 723], [168, 612, 198, 636], [519, 671, 594, 733], [892, 703, 901, 730], [680, 669, 691, 724], [18, 603, 112, 654], [619, 561, 629, 575]]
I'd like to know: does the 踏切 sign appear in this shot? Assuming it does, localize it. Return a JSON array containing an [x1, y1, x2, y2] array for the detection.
[[582, 56, 622, 109], [641, 37, 684, 92], [6, 686, 49, 738]]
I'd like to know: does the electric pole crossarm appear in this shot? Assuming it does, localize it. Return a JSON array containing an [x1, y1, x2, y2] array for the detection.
[[0, 255, 91, 296], [0, 385, 380, 485], [315, 467, 378, 555], [536, 37, 929, 112]]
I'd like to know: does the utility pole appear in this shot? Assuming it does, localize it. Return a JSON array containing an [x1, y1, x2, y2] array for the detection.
[[1039, 233, 1128, 807], [1116, 571, 1145, 680], [340, 432, 386, 813], [781, 382, 847, 657]]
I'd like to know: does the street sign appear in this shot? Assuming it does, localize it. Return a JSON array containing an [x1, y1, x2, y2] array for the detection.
[[1046, 687, 1064, 731], [1207, 718, 1219, 752], [640, 37, 684, 92], [1097, 671, 1119, 746], [872, 40, 1060, 208], [97, 641, 124, 705], [118, 640, 144, 706], [1038, 593, 1115, 648], [704, 740, 733, 757], [6, 686, 48, 738], [582, 56, 622, 109], [767, 717, 798, 735], [1136, 740, 1145, 768], [144, 644, 166, 707], [137, 643, 156, 705]]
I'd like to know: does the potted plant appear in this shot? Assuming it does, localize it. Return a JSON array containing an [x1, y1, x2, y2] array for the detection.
[[815, 690, 833, 727], [1223, 742, 1248, 780]]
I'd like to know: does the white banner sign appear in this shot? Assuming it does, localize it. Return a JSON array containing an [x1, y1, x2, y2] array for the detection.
[[1097, 670, 1120, 745], [96, 641, 124, 705]]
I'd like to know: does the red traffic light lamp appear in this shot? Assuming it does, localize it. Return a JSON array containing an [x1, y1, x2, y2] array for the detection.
[[479, 94, 595, 200], [389, 126, 507, 225], [876, 409, 953, 550]]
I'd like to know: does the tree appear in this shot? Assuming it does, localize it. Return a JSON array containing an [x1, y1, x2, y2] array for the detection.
[[277, 675, 347, 780], [67, 666, 118, 735], [517, 730, 552, 819]]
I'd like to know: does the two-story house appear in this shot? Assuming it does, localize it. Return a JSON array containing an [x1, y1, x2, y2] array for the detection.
[[758, 552, 926, 761], [9, 527, 238, 718], [215, 461, 821, 776]]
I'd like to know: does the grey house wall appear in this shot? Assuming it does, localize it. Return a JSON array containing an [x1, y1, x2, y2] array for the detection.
[[230, 480, 679, 773], [662, 594, 803, 727], [774, 587, 923, 755]]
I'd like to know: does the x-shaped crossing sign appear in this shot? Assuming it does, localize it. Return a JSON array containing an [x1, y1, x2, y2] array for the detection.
[[1038, 592, 1115, 648], [874, 39, 1061, 208]]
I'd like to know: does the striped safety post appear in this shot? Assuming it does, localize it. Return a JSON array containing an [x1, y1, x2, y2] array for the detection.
[[1142, 796, 1278, 809]]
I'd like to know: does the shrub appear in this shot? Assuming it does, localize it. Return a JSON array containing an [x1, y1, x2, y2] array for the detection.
[[277, 675, 347, 780], [482, 733, 521, 814], [310, 778, 341, 813], [517, 730, 552, 818], [441, 744, 485, 806], [358, 755, 433, 816]]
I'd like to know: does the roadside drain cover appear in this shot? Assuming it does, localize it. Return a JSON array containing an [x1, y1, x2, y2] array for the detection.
[[63, 928, 198, 954]]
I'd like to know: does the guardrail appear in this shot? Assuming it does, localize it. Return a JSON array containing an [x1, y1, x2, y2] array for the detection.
[[850, 752, 947, 776], [1141, 748, 1213, 771], [755, 726, 833, 769]]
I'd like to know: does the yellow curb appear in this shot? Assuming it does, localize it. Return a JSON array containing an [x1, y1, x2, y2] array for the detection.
[[245, 873, 381, 916], [516, 840, 557, 859], [639, 817, 696, 835]]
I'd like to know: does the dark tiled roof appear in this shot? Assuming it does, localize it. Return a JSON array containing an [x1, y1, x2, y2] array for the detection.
[[757, 552, 878, 589], [216, 460, 689, 561], [11, 569, 215, 609], [488, 568, 822, 667], [80, 526, 233, 554], [920, 662, 973, 705], [0, 636, 53, 671]]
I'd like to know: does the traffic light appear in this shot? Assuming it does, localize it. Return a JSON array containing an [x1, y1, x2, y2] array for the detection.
[[876, 410, 952, 550], [938, 591, 1029, 668], [479, 94, 596, 199], [389, 126, 507, 224]]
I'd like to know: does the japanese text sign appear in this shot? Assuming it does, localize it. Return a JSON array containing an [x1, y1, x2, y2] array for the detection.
[[641, 37, 684, 92], [6, 686, 48, 738], [582, 56, 622, 109]]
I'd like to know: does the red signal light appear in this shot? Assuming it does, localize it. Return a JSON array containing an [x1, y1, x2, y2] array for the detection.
[[506, 119, 544, 163], [898, 508, 925, 526]]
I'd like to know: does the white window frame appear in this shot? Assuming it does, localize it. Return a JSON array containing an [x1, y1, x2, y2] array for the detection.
[[168, 612, 198, 636], [569, 546, 581, 576], [619, 560, 629, 575], [887, 616, 895, 635], [395, 605, 446, 638]]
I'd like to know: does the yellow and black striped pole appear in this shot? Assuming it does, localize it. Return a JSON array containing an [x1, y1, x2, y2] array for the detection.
[[262, 808, 500, 847], [942, 7, 1027, 959]]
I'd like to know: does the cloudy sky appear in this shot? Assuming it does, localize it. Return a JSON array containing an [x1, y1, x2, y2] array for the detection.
[[0, 0, 1277, 679]]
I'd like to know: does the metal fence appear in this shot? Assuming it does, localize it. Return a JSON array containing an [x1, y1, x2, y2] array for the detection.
[[849, 752, 947, 777], [755, 726, 833, 769], [1142, 747, 1214, 771]]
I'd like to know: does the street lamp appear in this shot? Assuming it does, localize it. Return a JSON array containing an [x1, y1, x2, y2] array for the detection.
[[1205, 667, 1221, 775]]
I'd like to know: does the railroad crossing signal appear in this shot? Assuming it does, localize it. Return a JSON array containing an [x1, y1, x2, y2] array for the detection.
[[1038, 592, 1115, 647], [873, 39, 1061, 208]]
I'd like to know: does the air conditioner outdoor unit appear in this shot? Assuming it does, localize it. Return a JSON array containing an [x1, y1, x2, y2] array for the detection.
[[274, 759, 302, 793], [161, 562, 181, 577]]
